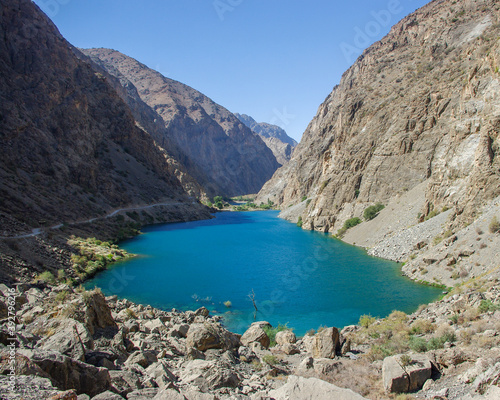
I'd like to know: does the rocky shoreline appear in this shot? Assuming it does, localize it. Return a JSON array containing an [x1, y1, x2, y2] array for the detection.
[[1, 275, 500, 399]]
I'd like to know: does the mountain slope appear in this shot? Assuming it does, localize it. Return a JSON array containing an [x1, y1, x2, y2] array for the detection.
[[258, 0, 500, 285], [235, 113, 297, 165], [81, 49, 280, 197], [0, 0, 209, 234]]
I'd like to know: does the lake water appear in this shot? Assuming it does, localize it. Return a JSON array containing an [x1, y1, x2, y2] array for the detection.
[[86, 211, 442, 335]]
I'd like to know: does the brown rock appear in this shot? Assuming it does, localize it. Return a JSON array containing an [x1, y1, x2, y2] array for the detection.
[[312, 327, 340, 359], [47, 390, 78, 400], [186, 323, 240, 352], [84, 290, 118, 336]]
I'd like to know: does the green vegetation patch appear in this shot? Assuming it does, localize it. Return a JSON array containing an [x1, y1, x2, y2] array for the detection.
[[263, 323, 293, 347], [363, 203, 385, 221], [68, 236, 134, 283]]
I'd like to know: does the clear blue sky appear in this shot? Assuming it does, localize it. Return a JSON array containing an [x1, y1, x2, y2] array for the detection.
[[33, 0, 430, 142]]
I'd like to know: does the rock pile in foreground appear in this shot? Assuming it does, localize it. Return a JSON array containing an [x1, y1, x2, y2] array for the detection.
[[1, 282, 500, 399]]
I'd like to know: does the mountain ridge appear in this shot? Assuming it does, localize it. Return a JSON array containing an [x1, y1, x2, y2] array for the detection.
[[81, 48, 280, 198], [235, 113, 298, 165]]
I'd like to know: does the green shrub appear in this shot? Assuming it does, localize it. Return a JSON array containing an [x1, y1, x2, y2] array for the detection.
[[35, 271, 56, 284], [55, 290, 69, 303], [489, 216, 500, 233], [409, 336, 428, 352], [400, 354, 412, 367], [359, 314, 376, 328], [297, 216, 303, 228], [262, 355, 278, 365], [344, 217, 362, 229], [301, 196, 308, 202], [263, 324, 292, 347], [57, 269, 66, 281], [363, 203, 385, 221], [479, 300, 500, 313]]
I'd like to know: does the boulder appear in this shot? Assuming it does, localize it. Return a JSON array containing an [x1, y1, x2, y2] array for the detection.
[[279, 343, 300, 355], [241, 323, 270, 349], [25, 287, 46, 304], [170, 324, 190, 338], [124, 320, 140, 333], [268, 375, 367, 399], [181, 389, 217, 400], [186, 323, 239, 352], [126, 388, 159, 400], [47, 390, 78, 400], [238, 346, 257, 363], [153, 388, 186, 399], [38, 318, 93, 361], [295, 357, 315, 376], [473, 361, 500, 394], [143, 319, 167, 334], [23, 349, 111, 397], [125, 350, 158, 368], [382, 356, 409, 393], [179, 360, 241, 391], [84, 290, 118, 335], [145, 361, 177, 388], [312, 327, 340, 359], [90, 391, 125, 400], [194, 307, 210, 317], [109, 369, 142, 397], [275, 330, 296, 345], [0, 351, 50, 378], [383, 354, 432, 394]]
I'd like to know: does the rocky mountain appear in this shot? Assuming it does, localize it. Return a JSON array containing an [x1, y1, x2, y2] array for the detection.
[[0, 0, 211, 282], [81, 49, 280, 197], [0, 0, 211, 231], [258, 0, 500, 286], [235, 113, 298, 165]]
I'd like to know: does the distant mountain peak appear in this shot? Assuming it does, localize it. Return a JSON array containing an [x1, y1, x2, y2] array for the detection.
[[235, 113, 297, 165], [235, 113, 298, 147]]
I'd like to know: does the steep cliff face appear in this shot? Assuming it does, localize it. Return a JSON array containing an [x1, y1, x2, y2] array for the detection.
[[259, 0, 500, 231], [0, 0, 209, 233], [81, 49, 280, 197], [257, 0, 500, 286], [235, 113, 298, 165]]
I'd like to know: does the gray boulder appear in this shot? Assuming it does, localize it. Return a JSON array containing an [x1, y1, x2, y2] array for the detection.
[[268, 375, 367, 399], [186, 323, 239, 352], [24, 349, 111, 397], [179, 360, 241, 391], [125, 351, 158, 368], [275, 330, 296, 345], [382, 354, 432, 394], [153, 388, 186, 399], [241, 323, 270, 349], [38, 318, 93, 361], [91, 391, 125, 400], [109, 368, 143, 397]]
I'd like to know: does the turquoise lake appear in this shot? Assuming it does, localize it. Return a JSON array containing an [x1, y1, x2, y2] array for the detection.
[[86, 211, 442, 335]]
